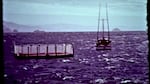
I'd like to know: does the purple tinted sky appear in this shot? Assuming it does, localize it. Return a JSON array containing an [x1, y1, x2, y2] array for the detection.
[[3, 0, 147, 31]]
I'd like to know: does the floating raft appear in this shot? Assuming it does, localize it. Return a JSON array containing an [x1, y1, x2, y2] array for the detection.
[[14, 44, 74, 59], [96, 38, 111, 50]]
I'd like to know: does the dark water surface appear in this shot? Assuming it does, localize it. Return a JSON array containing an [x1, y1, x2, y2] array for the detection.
[[3, 32, 149, 84]]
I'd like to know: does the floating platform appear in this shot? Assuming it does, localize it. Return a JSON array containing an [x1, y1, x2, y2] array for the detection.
[[96, 3, 112, 51], [14, 44, 74, 59], [96, 39, 111, 50]]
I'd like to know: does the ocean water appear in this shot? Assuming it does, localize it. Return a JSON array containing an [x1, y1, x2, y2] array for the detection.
[[3, 31, 149, 84]]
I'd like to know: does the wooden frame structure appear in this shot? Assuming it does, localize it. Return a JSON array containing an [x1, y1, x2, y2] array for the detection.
[[14, 43, 74, 59]]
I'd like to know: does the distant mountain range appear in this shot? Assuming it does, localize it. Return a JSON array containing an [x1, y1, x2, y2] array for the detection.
[[3, 21, 146, 32], [3, 21, 39, 32], [3, 25, 12, 33], [3, 21, 96, 32]]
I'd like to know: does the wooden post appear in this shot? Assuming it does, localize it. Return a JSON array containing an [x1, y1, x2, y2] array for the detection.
[[28, 46, 29, 56], [39, 45, 40, 56], [37, 46, 38, 56], [72, 44, 74, 56], [46, 45, 48, 56], [64, 44, 66, 55], [55, 44, 57, 56], [30, 45, 32, 54]]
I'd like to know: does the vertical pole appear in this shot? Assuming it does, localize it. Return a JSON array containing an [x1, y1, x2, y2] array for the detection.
[[13, 41, 15, 55], [72, 44, 74, 56], [28, 46, 29, 56], [64, 44, 67, 55], [39, 45, 40, 56], [97, 3, 101, 41], [30, 45, 32, 54], [46, 45, 48, 56], [36, 45, 39, 56], [15, 45, 17, 55], [37, 46, 38, 56], [55, 44, 57, 56], [16, 46, 19, 56], [106, 3, 110, 40], [102, 19, 105, 40]]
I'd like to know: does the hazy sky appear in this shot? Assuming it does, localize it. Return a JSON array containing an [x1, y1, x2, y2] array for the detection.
[[3, 0, 147, 31]]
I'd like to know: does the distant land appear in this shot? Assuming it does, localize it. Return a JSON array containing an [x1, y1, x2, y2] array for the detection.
[[3, 21, 39, 32], [4, 21, 103, 32], [3, 26, 12, 33], [3, 21, 146, 33], [112, 28, 121, 32], [33, 29, 45, 33], [3, 21, 96, 32]]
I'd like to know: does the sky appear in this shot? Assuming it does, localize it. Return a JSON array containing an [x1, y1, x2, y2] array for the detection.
[[3, 0, 147, 31]]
